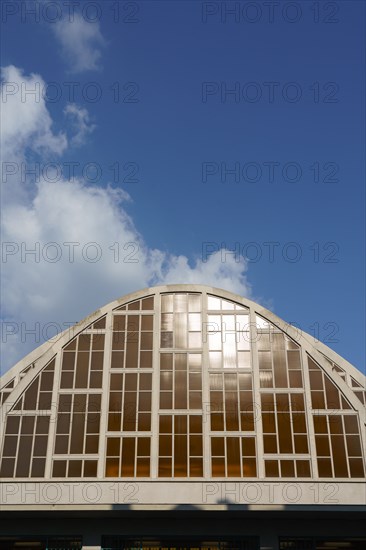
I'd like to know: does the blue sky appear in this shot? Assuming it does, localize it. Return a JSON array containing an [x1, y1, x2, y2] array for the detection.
[[1, 0, 365, 373]]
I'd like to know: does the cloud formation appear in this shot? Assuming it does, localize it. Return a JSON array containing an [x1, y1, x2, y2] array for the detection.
[[51, 14, 105, 73], [1, 65, 252, 372], [64, 103, 96, 146], [1, 65, 67, 162]]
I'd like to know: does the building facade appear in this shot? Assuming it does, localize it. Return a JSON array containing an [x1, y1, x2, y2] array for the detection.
[[0, 285, 365, 550]]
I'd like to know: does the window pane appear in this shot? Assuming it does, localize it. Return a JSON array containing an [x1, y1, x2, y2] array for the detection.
[[141, 315, 153, 330], [331, 435, 348, 477], [140, 373, 152, 391], [140, 351, 152, 368], [106, 458, 119, 477], [226, 437, 241, 477], [280, 460, 295, 477], [113, 316, 126, 331], [141, 296, 154, 310], [92, 334, 105, 351], [209, 352, 222, 368], [78, 334, 90, 351], [16, 437, 32, 476], [159, 415, 172, 433], [33, 436, 48, 456], [3, 437, 17, 457], [159, 458, 172, 477], [31, 458, 45, 477], [346, 435, 362, 457], [317, 458, 332, 477], [136, 458, 150, 477], [121, 438, 135, 476], [190, 458, 203, 477], [188, 294, 201, 312], [68, 460, 82, 477], [243, 458, 256, 477], [53, 460, 67, 477], [296, 460, 311, 477], [294, 435, 308, 454], [212, 457, 225, 477], [138, 413, 151, 431], [84, 460, 97, 477], [6, 417, 20, 434], [137, 438, 150, 456], [174, 435, 187, 477], [349, 458, 365, 478], [75, 353, 89, 388], [211, 437, 224, 456], [161, 295, 173, 313], [263, 435, 277, 453], [265, 460, 279, 477]]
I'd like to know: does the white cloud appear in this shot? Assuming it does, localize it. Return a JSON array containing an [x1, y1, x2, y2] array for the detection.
[[51, 14, 105, 73], [1, 65, 67, 206], [0, 65, 253, 373], [64, 103, 96, 146], [158, 253, 252, 297], [1, 65, 67, 161]]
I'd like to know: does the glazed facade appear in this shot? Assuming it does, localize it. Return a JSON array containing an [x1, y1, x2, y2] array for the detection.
[[0, 285, 365, 550]]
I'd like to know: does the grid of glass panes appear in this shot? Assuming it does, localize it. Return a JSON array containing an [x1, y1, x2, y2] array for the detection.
[[60, 318, 105, 389], [112, 311, 154, 369], [322, 354, 366, 406], [107, 372, 152, 431], [0, 378, 15, 404], [207, 297, 257, 478], [308, 357, 352, 410], [209, 372, 254, 432], [161, 293, 202, 349], [207, 295, 248, 311], [1, 291, 366, 483], [54, 393, 101, 456], [105, 436, 150, 477], [52, 458, 98, 477], [1, 364, 36, 405], [13, 360, 55, 410], [114, 296, 154, 312], [158, 414, 203, 477], [106, 299, 155, 477], [313, 414, 365, 478], [0, 415, 50, 478], [0, 359, 55, 478], [211, 436, 257, 477], [160, 353, 202, 410], [207, 313, 251, 369], [261, 392, 311, 478], [264, 458, 311, 478], [257, 321, 303, 389]]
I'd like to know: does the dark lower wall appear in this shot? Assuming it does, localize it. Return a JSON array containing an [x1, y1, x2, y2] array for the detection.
[[1, 510, 365, 549]]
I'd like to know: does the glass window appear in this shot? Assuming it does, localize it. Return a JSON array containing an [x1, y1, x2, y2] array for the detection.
[[2, 290, 365, 484]]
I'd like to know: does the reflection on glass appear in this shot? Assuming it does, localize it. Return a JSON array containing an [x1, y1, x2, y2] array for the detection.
[[207, 296, 221, 310], [256, 315, 270, 329], [3, 290, 366, 484], [223, 334, 236, 368], [161, 294, 173, 313], [259, 371, 273, 388], [188, 294, 201, 312]]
